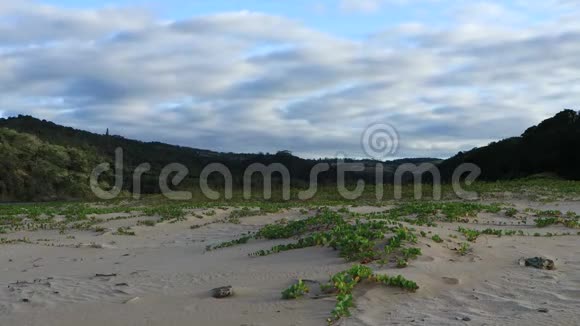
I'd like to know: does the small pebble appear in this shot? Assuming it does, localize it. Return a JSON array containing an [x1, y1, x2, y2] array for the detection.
[[538, 308, 549, 313], [211, 286, 233, 298]]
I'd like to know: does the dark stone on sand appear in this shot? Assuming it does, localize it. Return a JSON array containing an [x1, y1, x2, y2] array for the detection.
[[211, 286, 233, 298], [520, 257, 555, 270]]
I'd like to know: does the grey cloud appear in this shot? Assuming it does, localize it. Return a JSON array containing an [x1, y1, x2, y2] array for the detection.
[[1, 1, 579, 159], [0, 3, 152, 45]]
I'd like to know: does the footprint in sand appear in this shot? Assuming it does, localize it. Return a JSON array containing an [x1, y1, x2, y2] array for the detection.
[[442, 277, 460, 285]]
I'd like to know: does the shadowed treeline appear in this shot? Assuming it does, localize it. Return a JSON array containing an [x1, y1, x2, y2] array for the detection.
[[0, 110, 578, 201], [0, 115, 437, 201], [439, 109, 580, 181]]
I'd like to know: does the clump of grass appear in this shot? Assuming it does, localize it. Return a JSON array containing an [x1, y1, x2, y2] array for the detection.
[[0, 237, 32, 245], [137, 220, 156, 227], [457, 226, 480, 242], [504, 207, 518, 217], [114, 227, 136, 236], [396, 258, 409, 268], [384, 227, 417, 255], [143, 205, 186, 223], [256, 212, 342, 240], [281, 280, 309, 299], [481, 228, 503, 236], [226, 207, 263, 224], [458, 242, 471, 256], [535, 216, 579, 228], [535, 217, 558, 228], [401, 247, 422, 260], [316, 265, 418, 322], [394, 247, 422, 268], [431, 234, 443, 243], [563, 219, 579, 228], [374, 202, 502, 223], [93, 226, 106, 233]]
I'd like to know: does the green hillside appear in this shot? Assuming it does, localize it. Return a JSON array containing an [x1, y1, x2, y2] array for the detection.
[[2, 109, 577, 202], [0, 116, 439, 201], [0, 128, 106, 201]]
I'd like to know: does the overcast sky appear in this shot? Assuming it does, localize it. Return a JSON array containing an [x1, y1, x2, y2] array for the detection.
[[1, 0, 579, 159]]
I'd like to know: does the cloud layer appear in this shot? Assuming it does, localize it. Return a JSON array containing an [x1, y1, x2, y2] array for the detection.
[[1, 1, 579, 159]]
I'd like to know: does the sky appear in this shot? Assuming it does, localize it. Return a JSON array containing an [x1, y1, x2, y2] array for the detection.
[[0, 0, 579, 159]]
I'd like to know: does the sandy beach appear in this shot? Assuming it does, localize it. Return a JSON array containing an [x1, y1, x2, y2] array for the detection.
[[0, 200, 579, 326], [2, 1, 580, 325]]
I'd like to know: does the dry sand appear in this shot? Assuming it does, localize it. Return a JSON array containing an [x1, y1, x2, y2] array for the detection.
[[0, 202, 579, 326]]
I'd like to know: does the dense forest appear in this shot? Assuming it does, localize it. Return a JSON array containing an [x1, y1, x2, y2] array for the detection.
[[0, 110, 578, 201], [439, 109, 580, 181], [0, 128, 104, 201], [0, 115, 438, 201]]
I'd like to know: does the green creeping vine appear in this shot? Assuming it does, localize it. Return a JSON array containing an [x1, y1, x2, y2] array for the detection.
[[284, 265, 420, 323], [114, 227, 136, 236], [401, 247, 422, 260], [251, 220, 400, 262], [535, 217, 558, 227], [367, 202, 502, 224], [206, 234, 254, 251], [431, 234, 443, 243], [457, 226, 480, 242], [535, 216, 579, 228], [255, 211, 343, 240], [281, 279, 309, 299], [504, 207, 518, 217], [457, 226, 558, 242], [207, 210, 421, 265]]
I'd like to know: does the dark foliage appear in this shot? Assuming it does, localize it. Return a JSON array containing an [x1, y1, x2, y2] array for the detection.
[[0, 115, 437, 201], [439, 109, 580, 180], [2, 109, 576, 201]]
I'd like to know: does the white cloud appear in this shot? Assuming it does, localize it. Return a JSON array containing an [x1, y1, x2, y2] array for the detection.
[[0, 1, 578, 158]]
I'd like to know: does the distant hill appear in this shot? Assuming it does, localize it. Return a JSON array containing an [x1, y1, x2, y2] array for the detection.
[[4, 109, 576, 202], [439, 109, 580, 181], [0, 115, 439, 201]]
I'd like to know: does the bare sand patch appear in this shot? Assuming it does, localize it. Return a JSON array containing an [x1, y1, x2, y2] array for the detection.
[[0, 201, 578, 325]]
